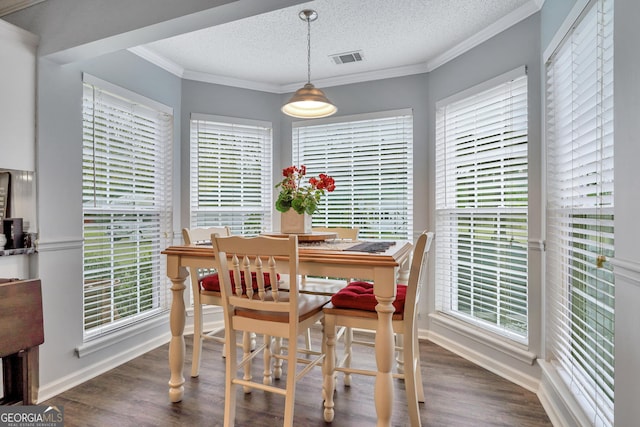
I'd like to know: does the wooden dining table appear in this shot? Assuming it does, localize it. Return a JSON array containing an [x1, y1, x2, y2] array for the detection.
[[162, 237, 412, 427]]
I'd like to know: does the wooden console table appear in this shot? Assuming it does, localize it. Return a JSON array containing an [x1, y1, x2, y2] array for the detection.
[[0, 278, 44, 405]]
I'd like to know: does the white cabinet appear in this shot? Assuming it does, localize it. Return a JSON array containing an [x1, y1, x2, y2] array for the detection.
[[0, 20, 37, 172]]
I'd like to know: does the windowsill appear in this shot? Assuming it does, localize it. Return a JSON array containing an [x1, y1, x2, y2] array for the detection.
[[75, 312, 169, 358], [0, 247, 36, 256], [429, 312, 537, 365]]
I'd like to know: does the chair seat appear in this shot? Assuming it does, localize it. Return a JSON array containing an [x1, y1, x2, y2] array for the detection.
[[200, 271, 279, 292], [330, 281, 407, 314], [235, 293, 331, 323]]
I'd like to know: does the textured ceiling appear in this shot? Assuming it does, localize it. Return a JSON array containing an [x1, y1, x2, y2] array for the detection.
[[135, 0, 540, 93]]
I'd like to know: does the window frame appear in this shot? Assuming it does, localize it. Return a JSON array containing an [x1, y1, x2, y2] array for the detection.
[[291, 109, 413, 240], [434, 67, 530, 343], [544, 0, 615, 424], [189, 113, 273, 235], [81, 74, 173, 341]]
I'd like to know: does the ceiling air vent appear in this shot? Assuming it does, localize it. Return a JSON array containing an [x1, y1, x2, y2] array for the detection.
[[330, 50, 364, 65]]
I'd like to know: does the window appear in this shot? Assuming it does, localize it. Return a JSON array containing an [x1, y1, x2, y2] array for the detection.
[[82, 75, 173, 339], [545, 0, 614, 424], [435, 68, 529, 342], [292, 110, 413, 240], [190, 114, 272, 235]]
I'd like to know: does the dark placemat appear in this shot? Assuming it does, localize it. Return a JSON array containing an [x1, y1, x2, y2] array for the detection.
[[345, 241, 396, 253]]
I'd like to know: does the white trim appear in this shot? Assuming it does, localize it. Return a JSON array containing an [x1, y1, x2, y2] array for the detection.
[[292, 108, 413, 128], [427, 1, 540, 71], [82, 73, 174, 115], [543, 0, 592, 63], [611, 257, 640, 286], [127, 1, 543, 93], [37, 333, 168, 403], [436, 66, 527, 108], [429, 312, 537, 365], [36, 238, 83, 252], [426, 327, 539, 392], [184, 69, 284, 94], [282, 63, 431, 93], [127, 46, 186, 78], [75, 314, 169, 358], [529, 238, 545, 252], [537, 360, 595, 427], [190, 112, 271, 129]]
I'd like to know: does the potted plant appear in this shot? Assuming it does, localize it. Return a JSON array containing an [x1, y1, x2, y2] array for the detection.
[[275, 165, 335, 233]]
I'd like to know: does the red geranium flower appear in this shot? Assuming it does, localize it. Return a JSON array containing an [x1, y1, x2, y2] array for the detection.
[[275, 165, 336, 215]]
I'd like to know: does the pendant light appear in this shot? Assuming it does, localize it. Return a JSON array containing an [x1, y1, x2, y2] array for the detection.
[[282, 9, 337, 119]]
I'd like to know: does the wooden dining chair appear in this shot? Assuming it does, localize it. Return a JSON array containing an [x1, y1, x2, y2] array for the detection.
[[211, 234, 330, 427], [299, 226, 360, 295], [297, 227, 360, 348], [311, 226, 359, 242], [322, 230, 434, 426], [182, 226, 232, 377]]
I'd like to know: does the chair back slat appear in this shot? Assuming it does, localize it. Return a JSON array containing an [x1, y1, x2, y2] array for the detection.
[[404, 231, 434, 323], [183, 226, 232, 278], [212, 234, 299, 314], [267, 256, 279, 302], [211, 234, 327, 426], [183, 226, 230, 244]]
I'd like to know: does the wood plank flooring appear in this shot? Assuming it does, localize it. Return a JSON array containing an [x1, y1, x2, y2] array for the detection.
[[41, 330, 552, 426]]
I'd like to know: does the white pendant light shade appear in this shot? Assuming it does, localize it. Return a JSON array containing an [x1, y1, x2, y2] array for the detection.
[[282, 9, 337, 119], [281, 83, 337, 118]]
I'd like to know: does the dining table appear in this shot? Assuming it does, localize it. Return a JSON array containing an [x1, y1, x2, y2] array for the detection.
[[162, 235, 413, 427]]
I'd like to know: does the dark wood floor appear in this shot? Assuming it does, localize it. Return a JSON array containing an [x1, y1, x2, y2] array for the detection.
[[42, 330, 552, 426]]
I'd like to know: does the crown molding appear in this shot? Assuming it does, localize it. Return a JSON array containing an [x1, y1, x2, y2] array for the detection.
[[183, 69, 283, 93], [426, 0, 542, 72], [129, 0, 544, 93], [127, 46, 186, 78], [283, 62, 431, 92]]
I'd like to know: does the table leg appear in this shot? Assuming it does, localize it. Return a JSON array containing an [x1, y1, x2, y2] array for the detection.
[[167, 258, 188, 403], [375, 294, 396, 427], [323, 315, 336, 422]]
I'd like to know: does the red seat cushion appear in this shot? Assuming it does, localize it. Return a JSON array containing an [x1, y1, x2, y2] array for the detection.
[[200, 271, 277, 293], [330, 281, 407, 314]]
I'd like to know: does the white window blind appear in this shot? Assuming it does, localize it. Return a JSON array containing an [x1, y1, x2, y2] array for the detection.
[[545, 0, 614, 424], [190, 114, 272, 235], [435, 69, 529, 341], [82, 75, 173, 340], [292, 110, 413, 240]]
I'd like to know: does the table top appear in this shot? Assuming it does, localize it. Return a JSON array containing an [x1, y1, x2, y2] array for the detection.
[[163, 239, 412, 268], [262, 231, 337, 241]]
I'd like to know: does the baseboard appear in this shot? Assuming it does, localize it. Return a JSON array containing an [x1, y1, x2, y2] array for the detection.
[[537, 360, 592, 427], [37, 334, 169, 403], [425, 329, 539, 392]]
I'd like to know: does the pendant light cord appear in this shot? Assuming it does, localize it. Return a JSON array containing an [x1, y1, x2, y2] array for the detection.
[[306, 15, 311, 84]]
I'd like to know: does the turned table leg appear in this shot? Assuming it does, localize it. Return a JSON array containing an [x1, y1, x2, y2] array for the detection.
[[167, 257, 188, 403]]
